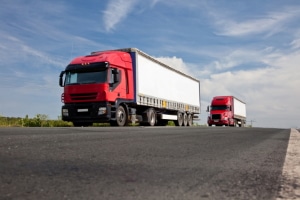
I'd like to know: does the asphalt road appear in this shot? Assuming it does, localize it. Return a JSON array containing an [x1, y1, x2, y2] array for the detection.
[[0, 127, 292, 200]]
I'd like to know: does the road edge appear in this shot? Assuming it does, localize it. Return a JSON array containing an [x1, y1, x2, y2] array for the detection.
[[277, 128, 300, 199]]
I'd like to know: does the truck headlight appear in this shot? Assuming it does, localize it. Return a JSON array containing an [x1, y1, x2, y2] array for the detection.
[[223, 117, 228, 120], [98, 107, 107, 115], [62, 109, 69, 116]]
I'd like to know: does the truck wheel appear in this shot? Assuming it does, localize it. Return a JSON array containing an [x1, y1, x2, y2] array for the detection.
[[187, 114, 193, 126], [115, 105, 128, 126], [175, 112, 183, 126], [147, 108, 156, 126], [183, 113, 188, 126]]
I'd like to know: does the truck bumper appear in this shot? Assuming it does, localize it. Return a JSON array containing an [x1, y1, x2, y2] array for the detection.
[[61, 102, 111, 123], [208, 119, 230, 126]]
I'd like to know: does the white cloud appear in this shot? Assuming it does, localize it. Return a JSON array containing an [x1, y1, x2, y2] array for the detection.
[[0, 34, 65, 69], [199, 48, 267, 74], [102, 0, 163, 31], [209, 6, 300, 37], [155, 56, 191, 75], [103, 0, 138, 32], [150, 0, 160, 7], [290, 39, 300, 49]]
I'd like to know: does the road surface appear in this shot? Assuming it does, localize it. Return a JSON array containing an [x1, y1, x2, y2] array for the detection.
[[0, 127, 298, 200]]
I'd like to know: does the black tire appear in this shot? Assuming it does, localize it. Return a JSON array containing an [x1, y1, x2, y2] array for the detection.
[[187, 114, 193, 126], [175, 112, 183, 126], [147, 108, 156, 126], [183, 113, 188, 126], [115, 105, 128, 126]]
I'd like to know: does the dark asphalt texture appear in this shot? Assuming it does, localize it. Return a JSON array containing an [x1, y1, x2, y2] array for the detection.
[[0, 127, 290, 200]]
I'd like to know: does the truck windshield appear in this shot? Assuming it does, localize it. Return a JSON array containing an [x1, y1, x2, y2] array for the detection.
[[63, 62, 109, 85], [65, 69, 107, 85], [211, 105, 229, 111]]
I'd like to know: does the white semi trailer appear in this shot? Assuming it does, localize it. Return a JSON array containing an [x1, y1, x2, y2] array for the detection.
[[60, 48, 200, 126]]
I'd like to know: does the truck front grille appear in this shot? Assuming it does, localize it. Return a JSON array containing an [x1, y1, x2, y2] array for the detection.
[[70, 93, 98, 101], [211, 114, 221, 120]]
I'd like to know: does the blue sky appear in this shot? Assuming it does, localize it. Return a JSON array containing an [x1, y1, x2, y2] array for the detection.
[[1, 0, 299, 128]]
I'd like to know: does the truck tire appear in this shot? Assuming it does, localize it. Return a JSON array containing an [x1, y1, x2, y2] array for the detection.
[[147, 108, 156, 126], [187, 114, 193, 126], [115, 105, 128, 126], [183, 113, 188, 126], [175, 112, 183, 126]]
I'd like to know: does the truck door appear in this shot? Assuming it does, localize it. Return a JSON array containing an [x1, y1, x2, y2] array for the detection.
[[109, 67, 126, 99]]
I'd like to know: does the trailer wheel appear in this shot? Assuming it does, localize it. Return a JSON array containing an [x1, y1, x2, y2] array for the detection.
[[183, 113, 188, 126], [187, 114, 193, 126], [175, 112, 183, 126], [147, 108, 156, 126], [115, 105, 128, 126]]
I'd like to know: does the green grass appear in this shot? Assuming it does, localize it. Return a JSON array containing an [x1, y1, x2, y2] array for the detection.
[[0, 114, 205, 127], [0, 114, 72, 127]]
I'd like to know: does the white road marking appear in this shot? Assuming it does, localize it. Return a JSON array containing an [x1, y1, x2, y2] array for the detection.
[[277, 128, 300, 199]]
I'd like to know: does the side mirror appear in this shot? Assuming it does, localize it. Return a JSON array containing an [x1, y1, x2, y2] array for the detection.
[[109, 69, 120, 85], [113, 73, 120, 83], [59, 71, 65, 87], [206, 106, 210, 112]]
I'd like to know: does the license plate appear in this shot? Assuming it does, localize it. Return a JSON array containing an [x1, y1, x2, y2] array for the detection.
[[214, 120, 219, 122], [77, 108, 88, 112]]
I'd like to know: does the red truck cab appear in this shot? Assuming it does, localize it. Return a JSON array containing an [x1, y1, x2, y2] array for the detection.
[[59, 51, 134, 126], [207, 96, 234, 126]]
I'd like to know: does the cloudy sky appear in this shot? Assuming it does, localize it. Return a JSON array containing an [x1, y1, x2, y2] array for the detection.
[[1, 0, 299, 128]]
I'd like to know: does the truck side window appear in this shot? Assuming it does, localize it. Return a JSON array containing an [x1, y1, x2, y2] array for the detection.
[[109, 68, 121, 90]]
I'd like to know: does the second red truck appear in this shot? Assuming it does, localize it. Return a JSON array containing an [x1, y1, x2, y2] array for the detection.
[[207, 96, 246, 127]]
